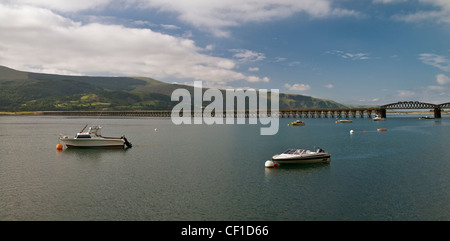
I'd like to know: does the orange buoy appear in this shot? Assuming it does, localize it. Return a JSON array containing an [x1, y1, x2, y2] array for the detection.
[[56, 144, 63, 150], [377, 128, 387, 132]]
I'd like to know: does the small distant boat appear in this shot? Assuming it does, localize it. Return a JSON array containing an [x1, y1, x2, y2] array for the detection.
[[422, 116, 434, 119], [373, 115, 385, 121], [272, 147, 330, 164], [338, 119, 352, 123], [377, 128, 387, 132], [291, 120, 305, 126], [59, 125, 132, 149]]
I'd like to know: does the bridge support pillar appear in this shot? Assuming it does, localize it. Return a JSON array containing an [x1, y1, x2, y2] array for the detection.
[[379, 109, 386, 118], [434, 108, 441, 118]]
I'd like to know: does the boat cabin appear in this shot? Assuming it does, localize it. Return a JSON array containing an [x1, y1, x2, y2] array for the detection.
[[75, 126, 102, 139]]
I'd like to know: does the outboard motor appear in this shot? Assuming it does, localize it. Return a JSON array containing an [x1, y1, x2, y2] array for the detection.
[[122, 136, 132, 148]]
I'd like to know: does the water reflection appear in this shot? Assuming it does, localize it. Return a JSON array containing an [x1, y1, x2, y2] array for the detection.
[[276, 162, 330, 170], [57, 148, 129, 161], [264, 162, 330, 180]]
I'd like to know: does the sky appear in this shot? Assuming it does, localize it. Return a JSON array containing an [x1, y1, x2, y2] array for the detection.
[[1, 0, 450, 105]]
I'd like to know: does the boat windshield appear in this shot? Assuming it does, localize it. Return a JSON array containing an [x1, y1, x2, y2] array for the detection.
[[283, 149, 304, 154], [88, 126, 102, 136]]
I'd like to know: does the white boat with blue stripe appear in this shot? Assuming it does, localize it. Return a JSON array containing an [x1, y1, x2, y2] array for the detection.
[[59, 125, 132, 149]]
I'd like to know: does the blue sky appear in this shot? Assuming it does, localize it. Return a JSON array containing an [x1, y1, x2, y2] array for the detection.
[[1, 0, 450, 105]]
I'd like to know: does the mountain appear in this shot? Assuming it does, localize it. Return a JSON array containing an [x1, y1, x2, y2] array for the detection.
[[0, 65, 347, 111]]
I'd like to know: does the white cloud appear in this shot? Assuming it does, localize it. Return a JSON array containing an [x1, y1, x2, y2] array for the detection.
[[204, 44, 214, 51], [358, 98, 381, 104], [392, 0, 450, 24], [397, 90, 415, 98], [138, 0, 360, 37], [284, 83, 311, 91], [230, 49, 266, 62], [419, 53, 450, 72], [247, 76, 269, 83], [132, 20, 153, 27], [288, 61, 301, 66], [436, 74, 450, 84], [6, 0, 111, 12], [378, 81, 449, 104], [0, 3, 269, 87], [327, 50, 370, 60], [248, 67, 259, 72], [388, 85, 450, 104], [421, 85, 449, 103], [373, 0, 407, 3], [161, 24, 180, 30], [427, 85, 445, 90], [5, 1, 360, 38], [324, 84, 333, 88]]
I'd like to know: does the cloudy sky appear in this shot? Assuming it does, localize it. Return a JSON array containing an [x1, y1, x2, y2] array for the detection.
[[1, 0, 450, 105]]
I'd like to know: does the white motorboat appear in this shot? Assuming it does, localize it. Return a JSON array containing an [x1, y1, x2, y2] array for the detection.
[[338, 119, 352, 123], [373, 115, 385, 121], [272, 147, 330, 164], [59, 125, 132, 149]]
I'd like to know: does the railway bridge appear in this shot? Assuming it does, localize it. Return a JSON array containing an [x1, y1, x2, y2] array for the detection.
[[278, 101, 449, 119], [40, 101, 449, 119], [378, 101, 450, 118]]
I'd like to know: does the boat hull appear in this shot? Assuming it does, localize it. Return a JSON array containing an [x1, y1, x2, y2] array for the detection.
[[291, 120, 305, 126], [272, 154, 331, 164], [59, 138, 125, 149]]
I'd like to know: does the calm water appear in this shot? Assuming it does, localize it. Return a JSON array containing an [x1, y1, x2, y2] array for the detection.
[[0, 115, 449, 220]]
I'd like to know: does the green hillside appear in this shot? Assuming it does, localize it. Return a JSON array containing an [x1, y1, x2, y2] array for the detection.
[[0, 65, 347, 111]]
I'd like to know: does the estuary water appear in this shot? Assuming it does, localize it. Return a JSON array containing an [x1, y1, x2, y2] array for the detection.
[[0, 115, 449, 220]]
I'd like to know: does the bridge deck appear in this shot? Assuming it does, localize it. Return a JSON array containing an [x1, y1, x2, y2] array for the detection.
[[38, 101, 448, 119], [41, 108, 383, 118]]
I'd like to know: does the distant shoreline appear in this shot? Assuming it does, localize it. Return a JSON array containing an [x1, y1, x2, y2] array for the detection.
[[388, 110, 450, 115], [1, 110, 448, 116], [0, 111, 43, 115]]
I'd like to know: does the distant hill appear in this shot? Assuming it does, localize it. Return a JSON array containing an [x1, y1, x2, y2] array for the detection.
[[0, 65, 347, 111]]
